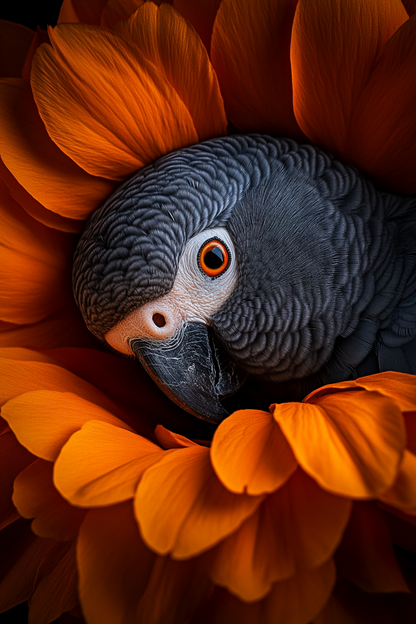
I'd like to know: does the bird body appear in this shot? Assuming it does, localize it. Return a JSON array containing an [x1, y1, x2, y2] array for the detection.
[[73, 135, 416, 421]]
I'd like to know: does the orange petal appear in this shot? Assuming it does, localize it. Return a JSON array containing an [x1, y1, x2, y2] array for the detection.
[[58, 0, 108, 24], [0, 176, 73, 324], [0, 349, 136, 420], [0, 311, 97, 351], [211, 409, 297, 495], [200, 559, 335, 624], [209, 469, 350, 601], [28, 541, 79, 624], [211, 0, 303, 138], [21, 27, 49, 82], [31, 23, 198, 181], [0, 158, 83, 233], [379, 450, 416, 511], [0, 78, 116, 219], [2, 390, 131, 461], [273, 389, 405, 498], [0, 519, 63, 612], [77, 503, 156, 624], [114, 3, 227, 142], [335, 501, 409, 593], [54, 420, 165, 507], [306, 372, 416, 414], [0, 430, 35, 530], [13, 459, 86, 540], [154, 424, 199, 449], [346, 15, 416, 193], [173, 0, 222, 51], [101, 0, 144, 28], [291, 0, 408, 156], [0, 20, 34, 78], [135, 554, 214, 624], [135, 445, 264, 558]]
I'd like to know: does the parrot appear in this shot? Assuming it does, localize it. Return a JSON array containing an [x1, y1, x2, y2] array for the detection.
[[72, 135, 416, 423]]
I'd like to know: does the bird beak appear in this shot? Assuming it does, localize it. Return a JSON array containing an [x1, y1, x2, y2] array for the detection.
[[130, 323, 246, 423]]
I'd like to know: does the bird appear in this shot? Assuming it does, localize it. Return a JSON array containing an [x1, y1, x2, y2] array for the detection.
[[72, 135, 416, 423]]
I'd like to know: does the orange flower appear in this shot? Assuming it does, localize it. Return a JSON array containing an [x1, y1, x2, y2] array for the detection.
[[1, 1, 416, 623], [1, 353, 416, 622]]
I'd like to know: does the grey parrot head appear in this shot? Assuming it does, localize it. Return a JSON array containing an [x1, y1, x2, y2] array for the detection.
[[73, 135, 411, 422]]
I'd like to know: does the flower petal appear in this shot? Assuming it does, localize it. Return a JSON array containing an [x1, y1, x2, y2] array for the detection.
[[273, 389, 405, 498], [199, 559, 335, 624], [135, 553, 214, 624], [28, 541, 79, 624], [0, 520, 49, 612], [135, 445, 264, 558], [211, 409, 297, 495], [114, 3, 227, 142], [0, 430, 34, 530], [13, 459, 86, 540], [211, 0, 303, 137], [77, 503, 156, 624], [2, 390, 131, 461], [173, 0, 222, 51], [291, 0, 407, 156], [335, 501, 409, 593], [0, 20, 34, 78], [0, 78, 116, 220], [347, 15, 416, 193], [31, 23, 198, 181], [100, 0, 144, 28], [0, 158, 83, 233], [0, 176, 73, 324], [54, 420, 165, 507], [379, 450, 416, 511], [58, 0, 108, 24], [209, 469, 350, 601], [305, 372, 416, 414]]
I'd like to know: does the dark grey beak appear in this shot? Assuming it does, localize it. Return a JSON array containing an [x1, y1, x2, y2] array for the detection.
[[130, 323, 246, 423]]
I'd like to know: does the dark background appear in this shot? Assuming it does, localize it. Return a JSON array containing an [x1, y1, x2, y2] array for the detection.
[[1, 1, 63, 31]]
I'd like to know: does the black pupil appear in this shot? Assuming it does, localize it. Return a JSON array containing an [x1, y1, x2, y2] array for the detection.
[[205, 246, 224, 269]]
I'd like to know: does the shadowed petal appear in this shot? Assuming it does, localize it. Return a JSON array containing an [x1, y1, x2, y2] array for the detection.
[[31, 23, 198, 181], [13, 459, 86, 540], [114, 3, 227, 142], [2, 390, 131, 461], [28, 541, 79, 624], [135, 445, 264, 558], [211, 409, 297, 495], [291, 0, 407, 156], [379, 449, 416, 511], [209, 469, 350, 601], [100, 0, 144, 28], [335, 502, 409, 593], [77, 503, 156, 624], [0, 79, 116, 220], [58, 0, 108, 24], [211, 0, 303, 137], [54, 420, 165, 507], [194, 559, 335, 624], [0, 430, 34, 530], [173, 0, 222, 51], [0, 20, 34, 78], [273, 390, 405, 498], [346, 15, 416, 193]]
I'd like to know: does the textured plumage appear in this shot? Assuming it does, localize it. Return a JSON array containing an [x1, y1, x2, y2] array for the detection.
[[73, 135, 416, 420]]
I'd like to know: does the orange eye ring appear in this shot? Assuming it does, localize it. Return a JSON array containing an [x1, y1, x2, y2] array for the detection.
[[198, 239, 230, 277]]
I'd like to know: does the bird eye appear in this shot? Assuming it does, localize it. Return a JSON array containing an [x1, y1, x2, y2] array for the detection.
[[198, 239, 230, 277]]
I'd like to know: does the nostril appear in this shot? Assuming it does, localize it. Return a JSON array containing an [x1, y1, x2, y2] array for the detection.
[[152, 313, 166, 328]]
